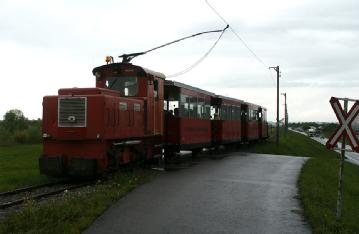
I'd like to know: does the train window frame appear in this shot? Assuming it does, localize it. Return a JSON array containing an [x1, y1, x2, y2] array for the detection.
[[153, 79, 159, 100], [263, 110, 267, 121], [106, 76, 138, 97], [227, 105, 231, 120], [164, 100, 168, 111], [233, 105, 238, 120], [189, 96, 198, 118], [197, 97, 204, 119], [220, 105, 225, 120], [233, 106, 236, 120], [165, 99, 179, 116], [119, 102, 128, 110], [221, 104, 230, 120], [205, 100, 211, 119], [241, 108, 248, 121], [180, 94, 189, 117], [223, 105, 228, 120], [134, 103, 141, 112]]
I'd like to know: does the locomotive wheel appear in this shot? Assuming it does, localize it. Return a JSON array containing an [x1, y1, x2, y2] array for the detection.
[[107, 150, 119, 171], [164, 150, 178, 164], [191, 149, 202, 158], [210, 146, 225, 160]]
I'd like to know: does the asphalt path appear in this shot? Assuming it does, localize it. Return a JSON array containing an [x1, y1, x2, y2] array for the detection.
[[84, 153, 311, 234]]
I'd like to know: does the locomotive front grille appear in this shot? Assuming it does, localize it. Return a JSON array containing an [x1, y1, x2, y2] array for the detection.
[[58, 97, 87, 127]]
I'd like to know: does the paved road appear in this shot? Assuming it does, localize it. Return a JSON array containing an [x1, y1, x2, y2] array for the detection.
[[84, 153, 310, 234], [291, 129, 359, 165], [312, 136, 359, 166]]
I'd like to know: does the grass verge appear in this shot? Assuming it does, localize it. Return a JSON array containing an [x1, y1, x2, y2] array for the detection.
[[248, 129, 359, 233], [0, 169, 154, 234], [0, 144, 57, 191]]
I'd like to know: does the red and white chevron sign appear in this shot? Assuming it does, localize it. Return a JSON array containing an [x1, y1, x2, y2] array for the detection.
[[326, 97, 359, 152]]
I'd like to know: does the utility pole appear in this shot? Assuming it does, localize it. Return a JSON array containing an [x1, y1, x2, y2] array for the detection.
[[281, 93, 288, 134], [269, 65, 280, 147]]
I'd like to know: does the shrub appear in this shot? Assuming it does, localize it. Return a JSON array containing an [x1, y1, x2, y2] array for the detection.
[[13, 130, 29, 144], [0, 130, 13, 145], [27, 126, 42, 143]]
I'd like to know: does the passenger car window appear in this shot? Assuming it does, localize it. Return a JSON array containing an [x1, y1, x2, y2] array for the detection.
[[189, 96, 198, 118], [180, 94, 189, 117]]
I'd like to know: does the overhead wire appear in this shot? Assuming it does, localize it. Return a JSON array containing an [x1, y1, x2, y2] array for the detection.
[[118, 25, 228, 64], [205, 0, 276, 86], [145, 26, 228, 54], [167, 25, 228, 78]]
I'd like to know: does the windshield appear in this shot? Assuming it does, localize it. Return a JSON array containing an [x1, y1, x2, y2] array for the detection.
[[105, 76, 138, 96]]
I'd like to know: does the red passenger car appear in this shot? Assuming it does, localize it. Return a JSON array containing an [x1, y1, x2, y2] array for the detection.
[[164, 81, 214, 156], [241, 102, 269, 141], [211, 95, 244, 145], [259, 107, 269, 139]]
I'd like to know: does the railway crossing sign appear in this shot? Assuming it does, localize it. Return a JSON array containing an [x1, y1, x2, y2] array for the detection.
[[326, 97, 359, 152], [325, 97, 359, 219]]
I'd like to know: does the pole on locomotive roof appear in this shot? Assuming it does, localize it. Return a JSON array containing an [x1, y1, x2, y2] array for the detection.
[[270, 65, 280, 147]]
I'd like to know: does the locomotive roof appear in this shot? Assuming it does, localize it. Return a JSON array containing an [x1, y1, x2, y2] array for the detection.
[[165, 80, 215, 97], [92, 63, 166, 79]]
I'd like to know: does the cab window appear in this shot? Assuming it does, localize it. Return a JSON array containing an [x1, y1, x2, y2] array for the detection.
[[105, 76, 138, 97], [153, 80, 159, 100]]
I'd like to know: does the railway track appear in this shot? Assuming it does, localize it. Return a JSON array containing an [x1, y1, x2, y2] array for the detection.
[[0, 180, 93, 209]]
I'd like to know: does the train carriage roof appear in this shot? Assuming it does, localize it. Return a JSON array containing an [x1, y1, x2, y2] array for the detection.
[[213, 95, 245, 105], [245, 101, 267, 111], [165, 80, 215, 97]]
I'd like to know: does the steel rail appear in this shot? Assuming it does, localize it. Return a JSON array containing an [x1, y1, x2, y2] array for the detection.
[[0, 182, 92, 209], [0, 180, 71, 197]]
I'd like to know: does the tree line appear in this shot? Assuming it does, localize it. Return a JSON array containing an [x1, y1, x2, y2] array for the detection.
[[0, 109, 42, 144]]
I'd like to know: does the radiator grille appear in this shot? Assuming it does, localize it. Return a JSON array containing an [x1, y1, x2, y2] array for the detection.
[[58, 97, 87, 127]]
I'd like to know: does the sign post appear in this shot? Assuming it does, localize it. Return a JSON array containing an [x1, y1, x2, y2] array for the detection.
[[336, 99, 347, 220], [326, 97, 359, 219]]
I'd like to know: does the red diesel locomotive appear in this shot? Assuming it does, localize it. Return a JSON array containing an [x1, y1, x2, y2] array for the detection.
[[39, 61, 268, 177]]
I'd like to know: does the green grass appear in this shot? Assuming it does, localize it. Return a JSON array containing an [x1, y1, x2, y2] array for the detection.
[[2, 133, 359, 233], [0, 144, 154, 233], [0, 144, 56, 191], [248, 129, 338, 158], [248, 129, 359, 233], [0, 170, 153, 234]]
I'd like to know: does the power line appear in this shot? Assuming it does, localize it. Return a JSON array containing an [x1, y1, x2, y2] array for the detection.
[[145, 26, 227, 54], [118, 26, 228, 63], [205, 0, 276, 86], [167, 25, 228, 78]]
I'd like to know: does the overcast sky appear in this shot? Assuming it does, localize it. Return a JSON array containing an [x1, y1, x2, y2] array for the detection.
[[1, 0, 358, 122]]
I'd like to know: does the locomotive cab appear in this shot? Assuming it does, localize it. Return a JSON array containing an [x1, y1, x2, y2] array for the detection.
[[92, 62, 165, 136], [39, 62, 165, 177]]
